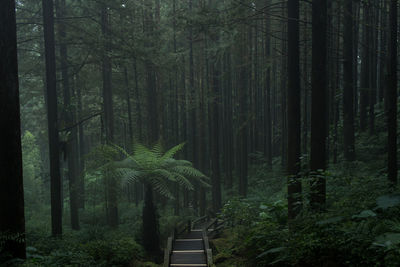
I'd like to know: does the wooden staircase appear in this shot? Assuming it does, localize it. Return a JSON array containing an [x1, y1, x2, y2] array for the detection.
[[164, 217, 215, 267]]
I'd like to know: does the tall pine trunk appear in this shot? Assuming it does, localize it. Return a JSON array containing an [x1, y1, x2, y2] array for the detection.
[[287, 0, 302, 219], [310, 0, 327, 210], [42, 0, 62, 237], [0, 0, 26, 259], [387, 0, 397, 186]]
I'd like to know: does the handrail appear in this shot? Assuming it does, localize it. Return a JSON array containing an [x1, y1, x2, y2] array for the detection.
[[163, 236, 173, 267], [192, 215, 208, 229], [202, 230, 213, 267], [165, 217, 219, 267], [174, 219, 191, 237]]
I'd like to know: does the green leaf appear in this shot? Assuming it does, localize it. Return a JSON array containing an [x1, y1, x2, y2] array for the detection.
[[352, 210, 376, 219], [373, 233, 400, 247], [256, 247, 286, 258], [376, 194, 400, 210], [316, 216, 344, 226]]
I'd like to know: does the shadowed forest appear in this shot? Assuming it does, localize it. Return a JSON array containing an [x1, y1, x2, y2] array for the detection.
[[1, 0, 400, 266]]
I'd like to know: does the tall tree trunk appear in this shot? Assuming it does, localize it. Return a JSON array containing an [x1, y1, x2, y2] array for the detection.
[[124, 67, 134, 151], [343, 0, 356, 161], [76, 75, 85, 209], [280, 2, 288, 168], [287, 0, 302, 219], [238, 22, 248, 197], [360, 3, 371, 132], [56, 0, 79, 230], [264, 0, 272, 167], [223, 52, 234, 190], [387, 0, 397, 186], [42, 0, 62, 237], [101, 4, 118, 227], [0, 0, 26, 259], [310, 0, 327, 210], [210, 59, 222, 212]]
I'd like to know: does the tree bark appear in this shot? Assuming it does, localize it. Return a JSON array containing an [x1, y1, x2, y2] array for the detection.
[[0, 0, 26, 259], [287, 0, 302, 219], [42, 0, 62, 237], [101, 4, 118, 227], [343, 0, 356, 161], [310, 0, 327, 210], [56, 0, 79, 230], [387, 0, 397, 186]]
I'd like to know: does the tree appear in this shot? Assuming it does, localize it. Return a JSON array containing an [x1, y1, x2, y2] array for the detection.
[[0, 0, 26, 260], [55, 0, 79, 230], [310, 0, 327, 210], [287, 0, 302, 219], [387, 0, 397, 186], [343, 0, 356, 161], [359, 2, 371, 132], [116, 143, 209, 257], [42, 0, 62, 237], [101, 3, 118, 227]]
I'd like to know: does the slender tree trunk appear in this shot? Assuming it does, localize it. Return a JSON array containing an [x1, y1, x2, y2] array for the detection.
[[75, 74, 85, 209], [360, 3, 371, 132], [387, 0, 397, 186], [124, 67, 134, 151], [210, 59, 222, 212], [343, 0, 356, 161], [42, 0, 62, 237], [264, 0, 272, 167], [281, 2, 288, 168], [287, 0, 302, 219], [101, 4, 118, 227], [0, 0, 26, 258], [56, 0, 80, 230], [238, 21, 248, 197], [223, 52, 234, 190], [310, 0, 327, 210]]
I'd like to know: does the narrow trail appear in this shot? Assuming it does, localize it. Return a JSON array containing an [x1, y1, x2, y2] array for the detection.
[[170, 229, 207, 266], [165, 218, 217, 267]]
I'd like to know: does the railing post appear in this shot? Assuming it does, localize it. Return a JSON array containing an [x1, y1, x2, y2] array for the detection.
[[188, 219, 191, 232]]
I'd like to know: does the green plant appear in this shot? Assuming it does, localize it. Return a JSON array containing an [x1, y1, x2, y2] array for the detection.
[[114, 142, 210, 258]]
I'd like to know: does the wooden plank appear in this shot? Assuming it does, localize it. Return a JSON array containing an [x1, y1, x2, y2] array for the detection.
[[175, 241, 203, 242], [170, 252, 207, 264], [174, 240, 204, 250], [180, 231, 203, 239], [173, 250, 205, 253], [163, 237, 173, 267], [170, 264, 207, 267]]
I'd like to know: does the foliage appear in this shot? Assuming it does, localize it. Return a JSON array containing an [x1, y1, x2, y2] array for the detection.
[[115, 142, 210, 198], [214, 153, 400, 266], [21, 226, 144, 266]]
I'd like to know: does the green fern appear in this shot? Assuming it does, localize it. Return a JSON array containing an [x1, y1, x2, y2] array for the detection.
[[114, 142, 210, 199]]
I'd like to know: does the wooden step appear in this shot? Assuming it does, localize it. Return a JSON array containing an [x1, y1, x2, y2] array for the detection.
[[170, 252, 207, 265], [170, 264, 207, 267], [173, 240, 204, 251], [180, 231, 203, 239]]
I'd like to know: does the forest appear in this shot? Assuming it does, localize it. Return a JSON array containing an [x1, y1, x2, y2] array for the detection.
[[1, 0, 400, 266]]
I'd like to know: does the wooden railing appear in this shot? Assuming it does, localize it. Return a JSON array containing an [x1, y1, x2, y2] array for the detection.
[[164, 215, 225, 267], [163, 233, 173, 267], [202, 230, 213, 267]]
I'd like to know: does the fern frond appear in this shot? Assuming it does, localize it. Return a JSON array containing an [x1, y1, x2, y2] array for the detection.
[[151, 142, 163, 159], [112, 144, 140, 167], [147, 176, 174, 199], [150, 169, 177, 182], [172, 166, 207, 180], [161, 143, 185, 160], [117, 168, 143, 185], [173, 173, 194, 190]]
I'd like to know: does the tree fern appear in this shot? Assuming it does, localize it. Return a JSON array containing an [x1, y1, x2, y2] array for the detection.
[[114, 142, 209, 199]]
